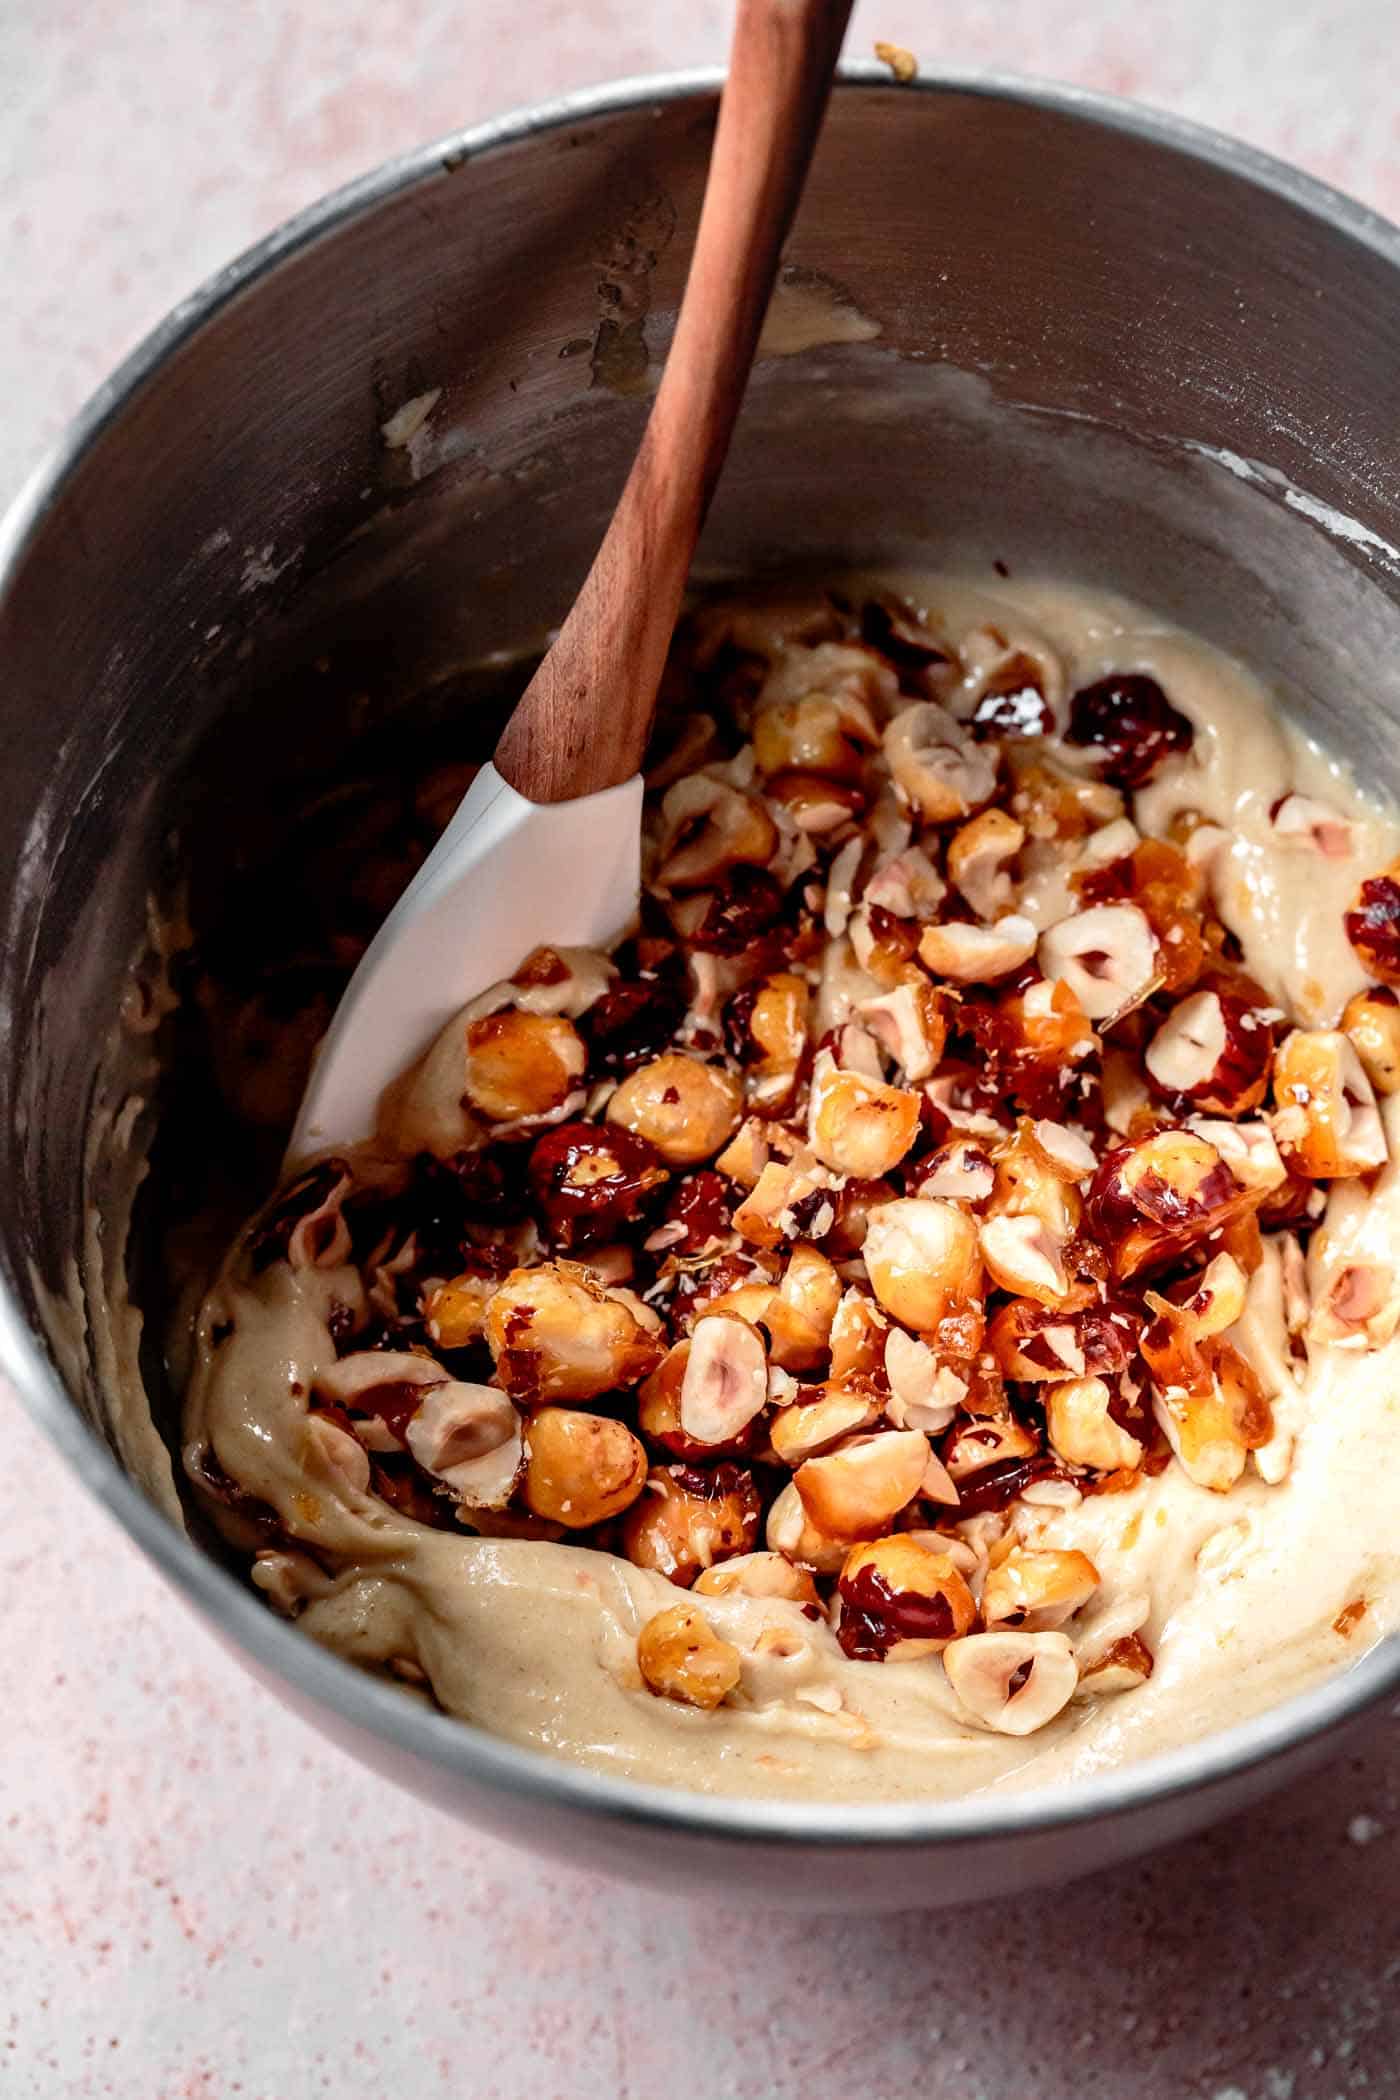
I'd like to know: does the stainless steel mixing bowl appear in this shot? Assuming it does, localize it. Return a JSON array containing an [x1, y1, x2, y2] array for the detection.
[[4, 68, 1400, 1912]]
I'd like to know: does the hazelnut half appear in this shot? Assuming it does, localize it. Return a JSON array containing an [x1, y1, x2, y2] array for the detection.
[[942, 1630, 1079, 1735]]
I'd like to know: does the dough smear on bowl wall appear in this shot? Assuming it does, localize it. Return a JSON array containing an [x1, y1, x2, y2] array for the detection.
[[180, 569, 1400, 1803]]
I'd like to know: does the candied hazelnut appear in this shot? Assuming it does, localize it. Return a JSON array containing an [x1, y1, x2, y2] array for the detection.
[[988, 1300, 1091, 1382], [653, 774, 778, 889], [1342, 986, 1400, 1096], [765, 1478, 851, 1574], [769, 1380, 885, 1466], [485, 1260, 663, 1402], [314, 1349, 447, 1441], [728, 971, 810, 1114], [680, 1312, 769, 1447], [916, 1137, 996, 1205], [857, 977, 948, 1083], [423, 1269, 497, 1349], [402, 1381, 523, 1506], [637, 1603, 742, 1709], [1306, 1259, 1400, 1350], [1044, 1375, 1145, 1472], [1345, 859, 1400, 984], [946, 807, 1026, 919], [731, 1155, 836, 1249], [794, 1428, 930, 1538], [884, 1327, 964, 1432], [638, 1340, 756, 1460], [715, 1116, 771, 1189], [980, 1547, 1100, 1631], [752, 686, 879, 780], [1270, 1029, 1388, 1178], [863, 843, 947, 919], [882, 701, 997, 823], [682, 864, 788, 955], [1007, 749, 1126, 842], [807, 1048, 922, 1178], [1084, 1125, 1283, 1280], [693, 1551, 821, 1607], [527, 1121, 670, 1246], [1145, 987, 1274, 1114], [607, 1051, 743, 1167], [1065, 673, 1194, 787], [619, 1463, 762, 1587], [1030, 1118, 1098, 1179], [521, 1406, 647, 1528], [918, 914, 1038, 986], [651, 1169, 732, 1256], [942, 1630, 1079, 1735], [461, 1009, 586, 1123], [766, 1244, 842, 1372], [944, 1414, 1040, 1480], [979, 1214, 1071, 1304], [836, 1536, 977, 1660], [863, 1197, 983, 1332], [765, 769, 866, 834], [1038, 903, 1158, 1023], [1077, 1633, 1154, 1695], [1150, 1340, 1271, 1492], [828, 1286, 891, 1379]]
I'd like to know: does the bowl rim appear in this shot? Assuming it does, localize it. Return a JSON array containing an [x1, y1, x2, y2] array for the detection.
[[4, 62, 1400, 1849]]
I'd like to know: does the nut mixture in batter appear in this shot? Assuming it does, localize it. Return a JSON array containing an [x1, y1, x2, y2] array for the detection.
[[181, 573, 1400, 1797]]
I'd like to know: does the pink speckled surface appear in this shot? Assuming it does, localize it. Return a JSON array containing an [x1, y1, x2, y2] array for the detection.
[[4, 4, 1400, 2094]]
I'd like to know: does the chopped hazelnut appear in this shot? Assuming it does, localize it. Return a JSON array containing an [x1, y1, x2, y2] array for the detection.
[[947, 807, 1025, 919], [981, 1546, 1100, 1630], [827, 1286, 891, 1379], [884, 1327, 963, 1432], [769, 1380, 884, 1465], [765, 1478, 851, 1575], [693, 1551, 820, 1607], [485, 1260, 663, 1402], [751, 686, 879, 780], [653, 774, 778, 889], [856, 977, 948, 1082], [883, 700, 997, 822], [620, 1464, 762, 1587], [521, 1407, 647, 1528], [1145, 986, 1274, 1114], [918, 914, 1038, 985], [680, 1312, 770, 1446], [1044, 1376, 1144, 1472], [1343, 987, 1400, 1096], [765, 1244, 842, 1371], [862, 1197, 983, 1331], [462, 1008, 586, 1123], [1270, 1029, 1388, 1178], [807, 1048, 922, 1178], [836, 1536, 977, 1660], [1076, 1633, 1154, 1695], [943, 1630, 1079, 1735], [607, 1052, 743, 1167], [794, 1428, 930, 1538], [1038, 903, 1158, 1022], [637, 1603, 742, 1709]]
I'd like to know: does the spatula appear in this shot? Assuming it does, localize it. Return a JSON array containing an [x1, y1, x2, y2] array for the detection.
[[289, 0, 853, 1165]]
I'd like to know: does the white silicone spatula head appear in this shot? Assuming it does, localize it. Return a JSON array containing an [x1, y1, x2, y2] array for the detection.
[[288, 0, 853, 1167]]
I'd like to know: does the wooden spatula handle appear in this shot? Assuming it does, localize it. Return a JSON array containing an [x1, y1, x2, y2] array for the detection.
[[494, 0, 853, 804]]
